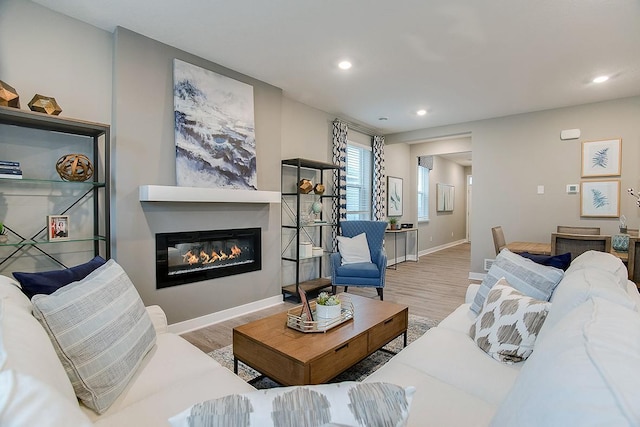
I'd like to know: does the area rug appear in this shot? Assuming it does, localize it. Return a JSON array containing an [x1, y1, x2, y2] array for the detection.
[[208, 314, 438, 389]]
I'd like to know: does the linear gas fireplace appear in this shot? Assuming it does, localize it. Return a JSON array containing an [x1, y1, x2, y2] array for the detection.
[[155, 227, 261, 289]]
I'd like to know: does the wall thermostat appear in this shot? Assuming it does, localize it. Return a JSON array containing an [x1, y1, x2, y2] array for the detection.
[[567, 184, 579, 194]]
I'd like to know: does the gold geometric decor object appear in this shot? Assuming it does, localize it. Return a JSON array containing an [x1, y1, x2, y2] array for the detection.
[[298, 179, 313, 194], [0, 80, 20, 108], [313, 183, 326, 195], [28, 94, 62, 115], [56, 154, 94, 182]]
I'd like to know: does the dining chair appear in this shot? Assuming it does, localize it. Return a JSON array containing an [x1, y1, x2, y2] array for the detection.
[[491, 226, 507, 256], [556, 226, 601, 235], [627, 237, 640, 285], [550, 232, 611, 261]]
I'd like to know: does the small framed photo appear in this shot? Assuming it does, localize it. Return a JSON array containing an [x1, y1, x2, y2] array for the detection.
[[387, 176, 403, 216], [580, 180, 620, 218], [581, 138, 622, 177], [298, 288, 314, 321], [48, 215, 70, 241]]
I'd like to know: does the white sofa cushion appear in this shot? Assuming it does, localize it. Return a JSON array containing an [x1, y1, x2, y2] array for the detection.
[[364, 351, 507, 426], [0, 298, 76, 403], [32, 259, 157, 414], [337, 232, 372, 264], [538, 267, 637, 343], [471, 249, 563, 314], [369, 326, 521, 406], [0, 275, 31, 313], [88, 366, 256, 427], [490, 296, 640, 427], [565, 250, 628, 286], [169, 382, 414, 427], [470, 279, 550, 363], [0, 369, 93, 427]]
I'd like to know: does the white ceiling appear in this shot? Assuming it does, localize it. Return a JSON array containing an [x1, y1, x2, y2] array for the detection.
[[32, 0, 640, 134]]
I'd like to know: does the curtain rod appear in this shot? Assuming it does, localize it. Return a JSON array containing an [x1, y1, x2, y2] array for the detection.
[[334, 118, 382, 137]]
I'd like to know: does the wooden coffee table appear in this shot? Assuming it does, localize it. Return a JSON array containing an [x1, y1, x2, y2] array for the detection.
[[232, 294, 408, 386]]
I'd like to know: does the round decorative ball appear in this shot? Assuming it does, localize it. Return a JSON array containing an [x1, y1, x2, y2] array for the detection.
[[311, 201, 323, 214], [56, 154, 94, 182]]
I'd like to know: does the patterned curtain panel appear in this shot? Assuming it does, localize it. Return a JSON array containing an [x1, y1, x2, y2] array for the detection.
[[332, 120, 348, 248], [372, 135, 386, 220], [418, 155, 434, 170]]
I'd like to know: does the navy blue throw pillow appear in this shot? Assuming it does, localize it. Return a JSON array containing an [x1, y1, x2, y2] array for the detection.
[[519, 252, 571, 271], [13, 256, 107, 299]]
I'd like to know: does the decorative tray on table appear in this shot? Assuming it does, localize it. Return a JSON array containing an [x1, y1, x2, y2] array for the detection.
[[286, 297, 354, 333]]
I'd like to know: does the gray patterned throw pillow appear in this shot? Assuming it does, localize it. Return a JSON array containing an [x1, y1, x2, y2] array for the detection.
[[470, 277, 550, 363]]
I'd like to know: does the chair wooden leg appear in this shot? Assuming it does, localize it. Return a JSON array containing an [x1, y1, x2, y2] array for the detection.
[[331, 285, 337, 294], [377, 288, 383, 301]]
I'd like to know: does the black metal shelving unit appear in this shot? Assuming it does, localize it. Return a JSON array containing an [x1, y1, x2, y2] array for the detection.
[[0, 105, 110, 271], [281, 158, 340, 300]]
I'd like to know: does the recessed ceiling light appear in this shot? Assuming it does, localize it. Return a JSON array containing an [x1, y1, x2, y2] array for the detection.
[[338, 60, 352, 70], [416, 109, 427, 116], [593, 75, 609, 83]]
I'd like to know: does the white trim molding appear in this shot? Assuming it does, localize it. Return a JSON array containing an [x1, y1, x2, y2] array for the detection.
[[139, 185, 281, 203]]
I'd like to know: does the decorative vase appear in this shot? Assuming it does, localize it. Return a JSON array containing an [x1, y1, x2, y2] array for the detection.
[[612, 233, 629, 252], [316, 303, 341, 319]]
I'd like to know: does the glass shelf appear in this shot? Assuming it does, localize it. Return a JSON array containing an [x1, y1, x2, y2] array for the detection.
[[0, 177, 106, 187], [0, 236, 106, 247]]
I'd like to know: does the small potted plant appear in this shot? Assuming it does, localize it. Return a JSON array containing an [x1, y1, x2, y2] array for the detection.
[[316, 291, 341, 319], [0, 222, 7, 244], [388, 217, 399, 230]]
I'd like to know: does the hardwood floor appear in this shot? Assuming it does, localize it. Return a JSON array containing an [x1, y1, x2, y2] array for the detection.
[[182, 242, 473, 353]]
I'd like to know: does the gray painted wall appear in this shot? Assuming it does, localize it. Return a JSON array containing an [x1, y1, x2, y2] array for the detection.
[[113, 28, 283, 323], [387, 96, 640, 274]]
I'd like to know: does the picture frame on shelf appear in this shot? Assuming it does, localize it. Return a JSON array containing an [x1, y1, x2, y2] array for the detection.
[[48, 215, 70, 241], [580, 180, 620, 218], [581, 138, 622, 178], [387, 176, 403, 217]]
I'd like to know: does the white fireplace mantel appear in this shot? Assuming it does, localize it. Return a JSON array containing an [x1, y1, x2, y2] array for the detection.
[[138, 185, 281, 203]]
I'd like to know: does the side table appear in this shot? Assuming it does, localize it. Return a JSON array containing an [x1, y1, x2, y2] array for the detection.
[[385, 227, 419, 269]]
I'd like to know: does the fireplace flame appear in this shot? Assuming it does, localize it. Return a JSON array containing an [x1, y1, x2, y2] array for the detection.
[[182, 246, 243, 267]]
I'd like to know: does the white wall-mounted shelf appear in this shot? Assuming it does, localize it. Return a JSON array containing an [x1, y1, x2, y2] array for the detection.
[[139, 185, 281, 203]]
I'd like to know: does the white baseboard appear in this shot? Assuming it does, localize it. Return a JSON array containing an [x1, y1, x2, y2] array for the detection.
[[418, 239, 468, 258], [168, 295, 284, 335], [468, 271, 486, 281]]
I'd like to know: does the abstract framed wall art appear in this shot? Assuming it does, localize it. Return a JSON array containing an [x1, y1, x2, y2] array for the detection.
[[173, 59, 256, 189], [581, 138, 621, 178], [580, 180, 620, 218], [436, 183, 455, 212], [387, 176, 403, 216]]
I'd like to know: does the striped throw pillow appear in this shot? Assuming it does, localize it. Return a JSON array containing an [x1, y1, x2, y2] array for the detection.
[[471, 249, 564, 314], [32, 259, 156, 414]]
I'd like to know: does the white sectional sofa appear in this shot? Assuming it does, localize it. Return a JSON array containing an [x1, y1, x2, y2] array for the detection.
[[2, 250, 639, 426], [366, 250, 640, 426]]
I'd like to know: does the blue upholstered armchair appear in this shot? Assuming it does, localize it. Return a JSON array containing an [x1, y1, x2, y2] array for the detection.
[[331, 220, 388, 300]]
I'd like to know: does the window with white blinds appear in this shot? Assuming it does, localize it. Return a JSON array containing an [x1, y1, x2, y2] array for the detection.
[[345, 142, 372, 220], [418, 165, 430, 221]]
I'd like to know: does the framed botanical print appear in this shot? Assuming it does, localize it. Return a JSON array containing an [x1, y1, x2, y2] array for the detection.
[[387, 176, 403, 217], [581, 138, 622, 177], [580, 180, 620, 218]]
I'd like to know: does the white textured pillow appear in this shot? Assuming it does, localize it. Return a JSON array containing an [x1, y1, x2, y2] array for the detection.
[[31, 259, 157, 414], [0, 370, 93, 427], [470, 278, 550, 364], [337, 233, 372, 265], [169, 381, 415, 427]]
